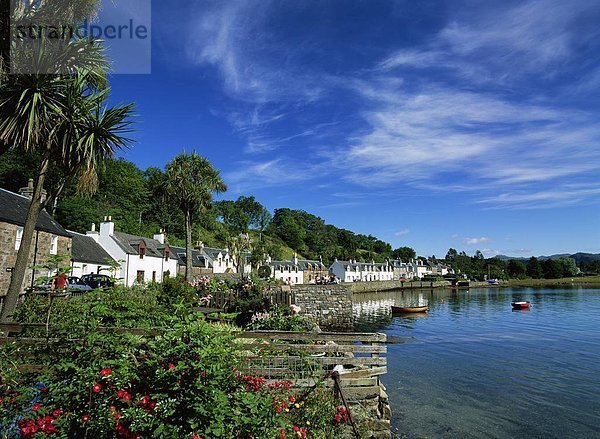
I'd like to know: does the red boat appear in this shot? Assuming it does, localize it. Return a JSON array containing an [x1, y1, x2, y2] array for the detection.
[[511, 301, 531, 310]]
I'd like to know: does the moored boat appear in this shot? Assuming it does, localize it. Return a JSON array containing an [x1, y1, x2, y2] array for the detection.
[[392, 305, 428, 313], [511, 301, 531, 310]]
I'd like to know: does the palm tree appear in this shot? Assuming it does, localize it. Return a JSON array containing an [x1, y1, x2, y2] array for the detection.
[[163, 152, 227, 282], [0, 76, 133, 322], [0, 1, 134, 322]]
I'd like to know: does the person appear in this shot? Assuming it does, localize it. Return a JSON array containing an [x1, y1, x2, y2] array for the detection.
[[52, 272, 69, 292]]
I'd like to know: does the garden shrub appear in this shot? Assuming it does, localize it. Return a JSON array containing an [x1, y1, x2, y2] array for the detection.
[[0, 286, 348, 438], [247, 307, 320, 332]]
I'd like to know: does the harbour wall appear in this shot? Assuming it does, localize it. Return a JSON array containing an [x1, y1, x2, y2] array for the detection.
[[347, 279, 498, 293], [289, 284, 353, 331]]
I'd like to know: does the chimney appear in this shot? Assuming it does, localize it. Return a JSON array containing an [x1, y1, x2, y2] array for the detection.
[[100, 216, 115, 237], [293, 252, 298, 266], [194, 241, 205, 249], [153, 229, 165, 244], [19, 178, 47, 204], [86, 223, 99, 242]]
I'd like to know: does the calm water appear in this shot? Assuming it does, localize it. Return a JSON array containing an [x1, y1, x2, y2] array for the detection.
[[353, 287, 600, 439]]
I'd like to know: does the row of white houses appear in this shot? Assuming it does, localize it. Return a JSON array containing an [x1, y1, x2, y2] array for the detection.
[[72, 218, 251, 286], [0, 185, 452, 294], [74, 218, 455, 286]]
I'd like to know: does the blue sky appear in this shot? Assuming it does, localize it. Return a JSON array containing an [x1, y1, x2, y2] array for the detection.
[[107, 0, 600, 258]]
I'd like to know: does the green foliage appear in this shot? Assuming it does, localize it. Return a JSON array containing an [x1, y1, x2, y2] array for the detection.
[[248, 306, 320, 332], [527, 257, 543, 279], [269, 208, 392, 264], [507, 259, 527, 279], [13, 285, 173, 329], [392, 246, 416, 261], [0, 285, 345, 438]]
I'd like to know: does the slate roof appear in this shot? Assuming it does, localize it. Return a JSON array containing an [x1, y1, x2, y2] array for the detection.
[[111, 231, 177, 259], [0, 188, 70, 237], [297, 260, 327, 270], [202, 247, 228, 260], [170, 246, 211, 268], [70, 232, 115, 265], [334, 260, 390, 271]]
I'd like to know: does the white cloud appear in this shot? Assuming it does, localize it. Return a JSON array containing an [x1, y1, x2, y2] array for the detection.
[[394, 229, 410, 237], [186, 0, 327, 103], [464, 237, 490, 245], [379, 0, 599, 83]]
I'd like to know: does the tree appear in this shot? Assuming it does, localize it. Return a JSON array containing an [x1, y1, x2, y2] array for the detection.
[[214, 200, 249, 233], [542, 258, 562, 279], [0, 3, 134, 322], [392, 247, 416, 262], [445, 248, 458, 260], [271, 209, 306, 251], [527, 257, 543, 279], [228, 233, 252, 278], [507, 259, 527, 279], [557, 257, 578, 277], [163, 152, 226, 281]]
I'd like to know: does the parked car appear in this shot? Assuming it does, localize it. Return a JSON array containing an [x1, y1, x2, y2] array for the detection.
[[67, 277, 93, 292], [80, 274, 114, 289]]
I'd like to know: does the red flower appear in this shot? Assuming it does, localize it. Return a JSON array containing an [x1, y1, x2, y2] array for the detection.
[[32, 403, 42, 411], [53, 409, 62, 418], [100, 368, 113, 377], [93, 383, 103, 393], [117, 389, 131, 401], [168, 363, 176, 370], [279, 429, 286, 439], [82, 414, 90, 422]]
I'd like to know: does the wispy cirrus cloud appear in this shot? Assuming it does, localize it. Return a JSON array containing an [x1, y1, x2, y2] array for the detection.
[[379, 0, 600, 83], [185, 0, 600, 208], [340, 0, 600, 208], [395, 229, 410, 237], [186, 0, 327, 103]]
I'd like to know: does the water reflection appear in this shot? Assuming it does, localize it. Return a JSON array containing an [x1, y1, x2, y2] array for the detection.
[[352, 287, 600, 439]]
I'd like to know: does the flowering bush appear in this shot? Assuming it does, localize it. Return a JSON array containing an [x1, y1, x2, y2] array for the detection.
[[248, 306, 320, 332], [0, 287, 346, 438]]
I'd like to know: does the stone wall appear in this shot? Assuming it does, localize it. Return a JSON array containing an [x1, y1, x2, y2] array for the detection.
[[348, 279, 450, 293], [0, 222, 71, 296], [290, 284, 353, 331]]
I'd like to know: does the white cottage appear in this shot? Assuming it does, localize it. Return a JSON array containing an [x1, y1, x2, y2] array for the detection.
[[90, 217, 179, 286], [268, 255, 304, 285], [329, 260, 394, 283], [69, 230, 115, 278]]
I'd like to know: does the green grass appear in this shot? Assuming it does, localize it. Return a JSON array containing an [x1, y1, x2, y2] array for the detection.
[[507, 276, 600, 287]]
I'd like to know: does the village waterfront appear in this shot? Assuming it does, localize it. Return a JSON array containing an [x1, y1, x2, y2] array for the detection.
[[353, 286, 600, 439]]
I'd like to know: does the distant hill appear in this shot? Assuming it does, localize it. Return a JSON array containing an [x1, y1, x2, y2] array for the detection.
[[494, 253, 600, 263]]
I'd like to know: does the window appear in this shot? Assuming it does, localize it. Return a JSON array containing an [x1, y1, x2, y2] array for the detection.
[[139, 242, 146, 259], [15, 227, 23, 250], [50, 235, 58, 255], [136, 270, 145, 283], [152, 271, 157, 282]]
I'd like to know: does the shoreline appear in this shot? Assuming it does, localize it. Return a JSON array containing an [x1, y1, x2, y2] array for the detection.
[[345, 276, 600, 294]]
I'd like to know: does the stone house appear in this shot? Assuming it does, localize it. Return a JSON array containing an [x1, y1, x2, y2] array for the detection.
[[297, 258, 329, 283], [89, 217, 179, 286], [0, 185, 72, 296]]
